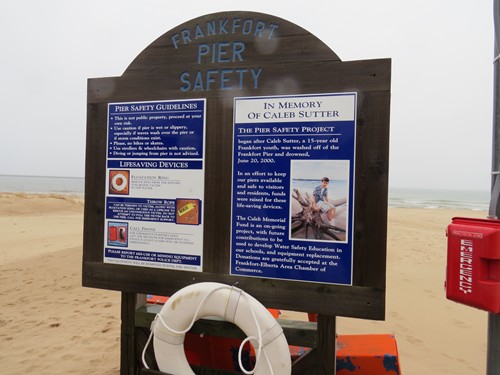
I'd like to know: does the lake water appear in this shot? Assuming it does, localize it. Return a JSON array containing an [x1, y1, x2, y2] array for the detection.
[[0, 175, 491, 211], [0, 175, 85, 195], [388, 187, 489, 211]]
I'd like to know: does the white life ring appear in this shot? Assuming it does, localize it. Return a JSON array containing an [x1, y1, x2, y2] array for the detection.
[[111, 173, 127, 192], [152, 282, 291, 375]]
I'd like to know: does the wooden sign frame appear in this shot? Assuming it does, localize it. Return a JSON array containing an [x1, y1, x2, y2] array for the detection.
[[83, 11, 391, 321]]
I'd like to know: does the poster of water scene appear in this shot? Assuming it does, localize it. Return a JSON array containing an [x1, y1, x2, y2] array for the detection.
[[290, 159, 351, 243]]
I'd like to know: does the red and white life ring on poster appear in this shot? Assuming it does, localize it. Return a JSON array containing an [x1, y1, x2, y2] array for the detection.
[[151, 282, 291, 375], [110, 173, 128, 192]]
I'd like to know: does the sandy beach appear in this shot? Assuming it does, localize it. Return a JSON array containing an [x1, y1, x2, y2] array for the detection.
[[0, 193, 488, 374]]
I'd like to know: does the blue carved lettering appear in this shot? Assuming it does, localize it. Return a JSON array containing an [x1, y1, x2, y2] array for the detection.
[[219, 19, 229, 34], [193, 71, 204, 91], [233, 42, 245, 62], [242, 19, 253, 34], [205, 69, 217, 90], [232, 18, 241, 33], [195, 24, 204, 39], [220, 69, 232, 90], [179, 72, 191, 92], [178, 67, 261, 92], [251, 67, 262, 89], [197, 44, 210, 64], [254, 21, 265, 37], [181, 29, 191, 45], [217, 42, 231, 63], [207, 20, 216, 36]]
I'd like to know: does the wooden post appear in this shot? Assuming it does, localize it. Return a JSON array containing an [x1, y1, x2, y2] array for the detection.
[[121, 292, 137, 375], [317, 314, 337, 375]]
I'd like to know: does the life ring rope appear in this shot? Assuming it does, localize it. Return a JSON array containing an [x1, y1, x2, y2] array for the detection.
[[142, 285, 234, 370], [236, 285, 264, 375], [141, 283, 290, 375]]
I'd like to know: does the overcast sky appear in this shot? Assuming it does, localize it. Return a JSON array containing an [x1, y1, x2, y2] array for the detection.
[[0, 1, 494, 191]]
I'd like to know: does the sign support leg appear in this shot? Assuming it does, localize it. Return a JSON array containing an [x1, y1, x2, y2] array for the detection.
[[490, 2, 500, 374], [121, 292, 138, 375], [317, 314, 337, 375], [487, 312, 500, 375]]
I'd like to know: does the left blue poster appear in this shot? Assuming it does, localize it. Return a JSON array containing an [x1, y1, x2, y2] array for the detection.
[[103, 99, 206, 271]]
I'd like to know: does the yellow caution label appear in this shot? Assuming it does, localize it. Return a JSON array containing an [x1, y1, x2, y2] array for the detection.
[[178, 202, 196, 217]]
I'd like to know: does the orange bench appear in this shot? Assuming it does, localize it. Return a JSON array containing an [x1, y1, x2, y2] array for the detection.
[[146, 296, 401, 374]]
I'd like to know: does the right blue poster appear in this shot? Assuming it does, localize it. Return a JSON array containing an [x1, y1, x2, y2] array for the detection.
[[230, 93, 357, 285]]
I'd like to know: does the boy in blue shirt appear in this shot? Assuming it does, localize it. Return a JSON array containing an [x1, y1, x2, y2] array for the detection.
[[311, 177, 336, 221]]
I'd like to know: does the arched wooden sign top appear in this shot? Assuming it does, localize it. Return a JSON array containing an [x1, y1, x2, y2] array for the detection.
[[83, 11, 391, 320], [123, 12, 340, 82]]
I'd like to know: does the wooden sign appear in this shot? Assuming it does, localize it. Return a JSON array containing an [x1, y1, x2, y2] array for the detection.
[[83, 11, 391, 320]]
